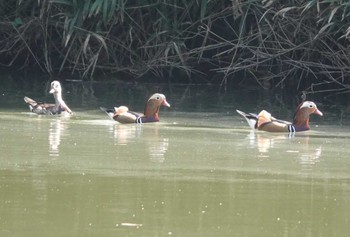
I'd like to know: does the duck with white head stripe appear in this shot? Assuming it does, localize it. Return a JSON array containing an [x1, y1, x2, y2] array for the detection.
[[236, 101, 323, 133]]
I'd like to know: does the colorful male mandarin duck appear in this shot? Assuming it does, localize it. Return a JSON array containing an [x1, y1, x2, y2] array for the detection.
[[236, 101, 323, 132], [100, 93, 170, 124], [24, 81, 73, 115]]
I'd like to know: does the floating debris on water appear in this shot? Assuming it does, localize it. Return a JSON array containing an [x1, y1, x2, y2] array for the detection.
[[119, 223, 143, 228]]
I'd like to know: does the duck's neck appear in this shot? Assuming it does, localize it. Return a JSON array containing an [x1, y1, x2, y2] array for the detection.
[[53, 92, 64, 107], [293, 111, 310, 131], [145, 108, 159, 120], [144, 102, 160, 119]]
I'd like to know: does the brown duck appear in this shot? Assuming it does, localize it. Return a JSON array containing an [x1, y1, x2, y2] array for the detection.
[[100, 93, 170, 124], [236, 101, 323, 132]]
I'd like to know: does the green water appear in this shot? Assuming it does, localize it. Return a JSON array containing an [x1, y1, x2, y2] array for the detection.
[[1, 80, 350, 237]]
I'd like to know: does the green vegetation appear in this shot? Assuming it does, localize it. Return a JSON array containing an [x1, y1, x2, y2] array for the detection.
[[0, 0, 349, 92]]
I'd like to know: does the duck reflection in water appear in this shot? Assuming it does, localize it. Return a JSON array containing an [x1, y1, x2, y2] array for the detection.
[[49, 119, 68, 157], [108, 123, 169, 162], [109, 124, 142, 145], [247, 131, 322, 165], [147, 124, 169, 163]]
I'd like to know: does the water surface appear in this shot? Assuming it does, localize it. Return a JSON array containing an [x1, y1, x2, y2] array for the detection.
[[0, 80, 350, 237]]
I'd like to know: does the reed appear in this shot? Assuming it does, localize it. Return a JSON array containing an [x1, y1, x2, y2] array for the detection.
[[0, 0, 349, 92]]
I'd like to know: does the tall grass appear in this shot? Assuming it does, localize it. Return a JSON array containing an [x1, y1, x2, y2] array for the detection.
[[211, 0, 350, 93], [0, 0, 349, 92]]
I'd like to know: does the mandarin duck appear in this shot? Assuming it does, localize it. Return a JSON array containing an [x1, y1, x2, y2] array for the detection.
[[236, 101, 323, 132], [24, 81, 73, 115], [100, 93, 170, 124]]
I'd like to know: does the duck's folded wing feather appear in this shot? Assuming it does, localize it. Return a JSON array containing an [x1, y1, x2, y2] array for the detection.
[[270, 117, 292, 125]]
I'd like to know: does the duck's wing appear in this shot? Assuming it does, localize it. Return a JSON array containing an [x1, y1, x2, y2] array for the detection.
[[256, 111, 295, 132], [270, 117, 292, 125], [100, 106, 143, 123], [24, 96, 55, 115]]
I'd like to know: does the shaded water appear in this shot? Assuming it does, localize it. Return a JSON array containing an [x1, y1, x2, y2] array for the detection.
[[1, 79, 350, 237]]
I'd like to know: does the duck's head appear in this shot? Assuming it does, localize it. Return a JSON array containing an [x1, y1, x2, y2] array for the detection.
[[293, 101, 323, 129], [298, 101, 323, 116], [49, 81, 62, 95], [144, 93, 170, 117]]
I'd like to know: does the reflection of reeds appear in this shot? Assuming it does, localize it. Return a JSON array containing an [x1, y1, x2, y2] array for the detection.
[[1, 1, 349, 92]]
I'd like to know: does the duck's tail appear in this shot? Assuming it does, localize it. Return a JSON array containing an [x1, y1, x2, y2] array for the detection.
[[24, 96, 39, 112], [100, 107, 115, 120], [236, 109, 258, 129], [24, 96, 37, 106]]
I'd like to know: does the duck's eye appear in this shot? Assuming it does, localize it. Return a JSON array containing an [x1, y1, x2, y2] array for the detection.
[[309, 104, 314, 108], [156, 96, 160, 100]]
